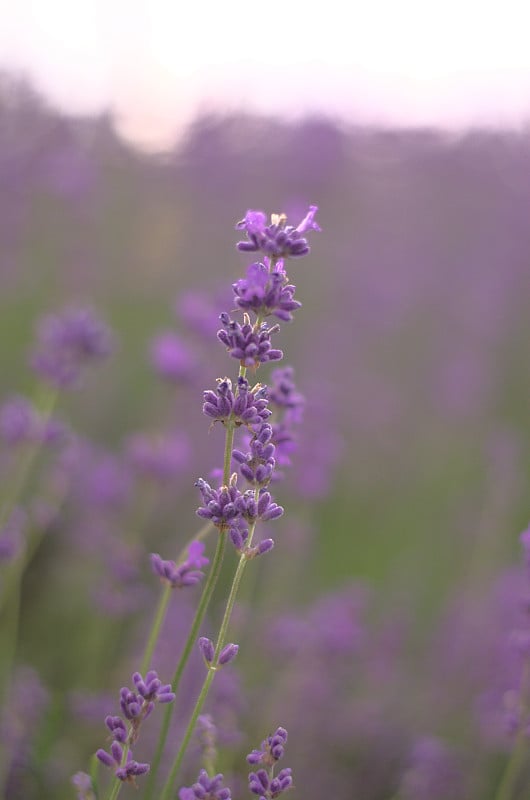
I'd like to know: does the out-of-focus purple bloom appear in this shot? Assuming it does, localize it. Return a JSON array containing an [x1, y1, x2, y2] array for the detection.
[[0, 396, 38, 445], [0, 396, 68, 448], [126, 431, 190, 482], [399, 737, 466, 800], [176, 290, 225, 339], [151, 541, 209, 589], [236, 206, 320, 259], [195, 478, 243, 528], [247, 726, 288, 766], [267, 367, 305, 424], [197, 714, 217, 765], [179, 769, 232, 800], [217, 313, 283, 368], [30, 306, 113, 388], [232, 262, 301, 322], [150, 331, 195, 382], [71, 772, 95, 799], [203, 377, 270, 427], [84, 454, 132, 511]]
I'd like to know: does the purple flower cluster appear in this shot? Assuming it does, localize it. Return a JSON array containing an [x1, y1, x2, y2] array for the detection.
[[232, 262, 301, 322], [247, 726, 288, 766], [217, 314, 282, 368], [151, 541, 209, 589], [247, 727, 293, 799], [0, 395, 66, 447], [195, 477, 283, 548], [30, 306, 113, 388], [179, 769, 231, 800], [236, 207, 320, 259], [203, 377, 270, 427], [96, 670, 174, 783]]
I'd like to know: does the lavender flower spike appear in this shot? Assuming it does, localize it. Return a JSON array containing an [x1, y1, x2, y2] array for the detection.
[[232, 262, 302, 322], [71, 772, 95, 800], [179, 769, 232, 800]]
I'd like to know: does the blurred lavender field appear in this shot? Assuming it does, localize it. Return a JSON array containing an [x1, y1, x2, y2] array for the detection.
[[1, 74, 530, 799]]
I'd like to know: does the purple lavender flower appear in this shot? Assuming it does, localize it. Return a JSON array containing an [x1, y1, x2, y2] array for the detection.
[[195, 478, 243, 529], [232, 262, 301, 322], [71, 772, 95, 800], [238, 489, 284, 524], [247, 727, 288, 766], [179, 769, 232, 800], [151, 541, 209, 589], [203, 377, 270, 428], [126, 431, 190, 482], [399, 737, 466, 800], [235, 206, 320, 259], [30, 306, 113, 388], [248, 767, 293, 798], [199, 638, 238, 667], [217, 313, 283, 368], [267, 367, 305, 424], [232, 423, 276, 488], [150, 331, 195, 382], [96, 744, 150, 784], [0, 396, 38, 445]]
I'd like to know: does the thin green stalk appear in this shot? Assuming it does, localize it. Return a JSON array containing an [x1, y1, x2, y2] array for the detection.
[[140, 521, 214, 676], [494, 660, 530, 800], [160, 517, 258, 800], [143, 531, 227, 799], [143, 424, 235, 799], [105, 744, 130, 800]]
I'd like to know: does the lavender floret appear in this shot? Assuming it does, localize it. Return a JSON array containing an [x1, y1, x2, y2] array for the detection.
[[217, 313, 283, 368], [203, 377, 270, 427], [247, 727, 288, 766], [179, 769, 232, 800], [195, 478, 243, 529], [97, 745, 149, 783], [237, 489, 284, 524], [235, 206, 320, 259], [232, 262, 301, 322], [151, 541, 209, 589], [233, 423, 276, 488]]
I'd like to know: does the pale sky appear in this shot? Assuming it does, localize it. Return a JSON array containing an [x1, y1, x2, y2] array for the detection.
[[1, 0, 530, 149]]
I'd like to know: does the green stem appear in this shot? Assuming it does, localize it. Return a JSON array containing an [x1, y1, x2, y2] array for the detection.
[[494, 660, 530, 800], [160, 518, 258, 800], [140, 521, 215, 677], [143, 424, 235, 799], [143, 531, 227, 799], [106, 744, 130, 800]]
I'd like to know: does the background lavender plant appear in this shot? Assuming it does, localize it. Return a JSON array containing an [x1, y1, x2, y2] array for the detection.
[[0, 73, 530, 799]]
